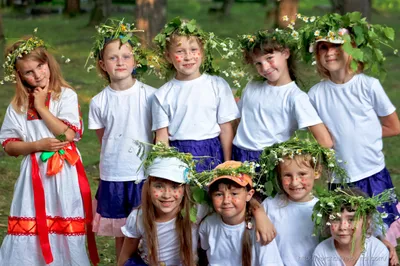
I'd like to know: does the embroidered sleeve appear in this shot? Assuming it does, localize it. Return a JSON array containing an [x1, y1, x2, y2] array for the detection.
[[58, 88, 83, 141], [0, 105, 26, 149]]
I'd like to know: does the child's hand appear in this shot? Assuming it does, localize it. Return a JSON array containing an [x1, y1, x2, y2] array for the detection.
[[36, 138, 69, 152], [380, 238, 399, 266], [255, 212, 277, 245], [33, 79, 50, 111]]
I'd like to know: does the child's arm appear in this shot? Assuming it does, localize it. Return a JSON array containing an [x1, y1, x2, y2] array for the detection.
[[380, 112, 400, 137], [308, 124, 333, 148], [117, 237, 140, 266], [4, 138, 69, 157], [376, 236, 399, 266], [155, 127, 169, 145], [95, 128, 105, 145], [249, 198, 276, 245], [219, 122, 234, 161]]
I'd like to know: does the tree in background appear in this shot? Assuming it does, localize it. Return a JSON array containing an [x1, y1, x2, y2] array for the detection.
[[330, 0, 371, 20], [0, 11, 4, 43], [136, 0, 167, 47], [65, 0, 80, 16], [267, 0, 298, 28], [88, 0, 112, 26]]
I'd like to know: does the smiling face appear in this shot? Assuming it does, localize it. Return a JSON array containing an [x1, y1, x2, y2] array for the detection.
[[166, 36, 203, 81], [316, 42, 351, 77], [99, 39, 135, 83], [16, 58, 50, 89], [329, 209, 364, 248], [279, 156, 320, 202], [150, 176, 185, 221], [252, 49, 292, 86], [210, 180, 254, 225]]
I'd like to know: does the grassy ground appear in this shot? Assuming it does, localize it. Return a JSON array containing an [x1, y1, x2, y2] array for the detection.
[[0, 0, 399, 264]]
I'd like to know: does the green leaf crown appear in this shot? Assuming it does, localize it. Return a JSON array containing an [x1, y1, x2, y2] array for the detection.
[[153, 16, 235, 78], [257, 135, 348, 197], [312, 187, 397, 252], [297, 12, 397, 80], [85, 18, 154, 77], [2, 32, 46, 84]]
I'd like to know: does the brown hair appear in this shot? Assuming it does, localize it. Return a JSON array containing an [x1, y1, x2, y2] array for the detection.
[[140, 176, 194, 266], [7, 40, 72, 113], [96, 39, 136, 83], [208, 179, 253, 266], [315, 42, 364, 80], [243, 40, 298, 83]]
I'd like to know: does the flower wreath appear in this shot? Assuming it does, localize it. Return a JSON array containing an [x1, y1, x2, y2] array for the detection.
[[312, 187, 397, 252], [85, 18, 157, 78], [297, 12, 397, 80], [153, 17, 236, 79], [256, 135, 348, 197], [2, 30, 46, 84]]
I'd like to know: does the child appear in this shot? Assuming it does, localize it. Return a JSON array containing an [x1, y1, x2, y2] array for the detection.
[[152, 17, 240, 172], [0, 36, 98, 265], [87, 19, 156, 261], [301, 12, 400, 246], [312, 187, 393, 266], [232, 30, 332, 163], [259, 137, 347, 266], [118, 143, 197, 266], [199, 160, 284, 266]]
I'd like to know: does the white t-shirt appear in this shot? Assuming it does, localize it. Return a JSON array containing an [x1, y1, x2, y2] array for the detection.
[[199, 213, 284, 266], [312, 236, 389, 266], [121, 209, 198, 266], [233, 81, 322, 151], [152, 74, 240, 141], [308, 74, 396, 182], [88, 81, 156, 181], [262, 195, 319, 266]]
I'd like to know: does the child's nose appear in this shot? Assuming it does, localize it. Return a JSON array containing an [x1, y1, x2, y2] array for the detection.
[[222, 195, 231, 204]]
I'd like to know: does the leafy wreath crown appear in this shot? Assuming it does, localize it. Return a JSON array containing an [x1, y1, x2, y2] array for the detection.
[[256, 135, 348, 197], [297, 12, 397, 80]]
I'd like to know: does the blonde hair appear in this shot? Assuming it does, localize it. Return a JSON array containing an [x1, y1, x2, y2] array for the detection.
[[208, 179, 253, 266], [315, 42, 364, 80], [6, 40, 72, 113], [140, 176, 194, 266]]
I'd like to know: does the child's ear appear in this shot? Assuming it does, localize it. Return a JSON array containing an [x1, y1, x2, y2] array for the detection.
[[246, 188, 255, 202], [164, 51, 172, 64], [282, 48, 290, 59], [99, 60, 106, 72], [314, 171, 321, 180]]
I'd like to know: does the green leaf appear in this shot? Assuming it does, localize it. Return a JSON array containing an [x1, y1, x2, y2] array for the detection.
[[374, 48, 384, 62], [353, 26, 365, 46], [350, 60, 358, 72], [351, 49, 364, 61], [120, 35, 130, 44], [265, 181, 273, 197], [384, 27, 395, 41], [189, 206, 197, 223], [348, 12, 362, 23], [192, 186, 206, 203], [186, 23, 196, 33]]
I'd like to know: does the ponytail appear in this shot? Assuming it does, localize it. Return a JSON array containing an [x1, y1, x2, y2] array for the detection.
[[242, 202, 252, 266]]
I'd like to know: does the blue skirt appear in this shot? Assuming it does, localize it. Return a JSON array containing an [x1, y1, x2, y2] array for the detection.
[[95, 179, 144, 219], [232, 145, 262, 163], [124, 255, 148, 266], [330, 167, 399, 228], [170, 137, 223, 172]]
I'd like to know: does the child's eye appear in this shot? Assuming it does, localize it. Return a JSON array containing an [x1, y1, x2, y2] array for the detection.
[[172, 184, 180, 189], [191, 48, 198, 52], [38, 63, 44, 68], [123, 55, 132, 59], [109, 56, 117, 60], [254, 62, 262, 66], [266, 56, 273, 61]]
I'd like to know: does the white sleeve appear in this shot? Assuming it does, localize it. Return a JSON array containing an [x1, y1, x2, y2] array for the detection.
[[121, 209, 142, 238], [256, 238, 284, 266], [370, 79, 396, 117], [198, 218, 210, 251], [215, 77, 240, 124], [367, 237, 389, 266], [0, 105, 26, 144], [58, 88, 83, 140], [151, 94, 170, 131], [293, 93, 323, 129], [311, 245, 328, 266], [88, 97, 104, 130]]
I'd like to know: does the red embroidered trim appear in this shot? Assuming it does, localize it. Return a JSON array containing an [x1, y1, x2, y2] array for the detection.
[[8, 216, 86, 236], [62, 120, 80, 133], [2, 138, 21, 150]]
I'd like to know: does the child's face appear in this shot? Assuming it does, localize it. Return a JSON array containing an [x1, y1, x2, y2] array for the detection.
[[279, 158, 319, 202], [150, 177, 184, 219], [166, 36, 202, 81], [316, 42, 350, 76], [211, 183, 254, 225], [99, 40, 135, 83], [252, 49, 291, 86], [16, 58, 50, 89], [329, 209, 364, 247]]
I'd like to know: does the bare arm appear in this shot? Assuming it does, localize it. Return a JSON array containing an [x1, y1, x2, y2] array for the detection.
[[4, 138, 69, 157], [155, 127, 169, 145], [308, 123, 333, 148], [249, 198, 276, 245], [380, 112, 400, 137], [118, 237, 140, 266], [95, 128, 105, 145], [219, 122, 234, 161]]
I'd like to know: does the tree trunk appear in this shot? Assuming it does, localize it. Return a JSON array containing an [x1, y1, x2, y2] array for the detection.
[[0, 11, 4, 43], [88, 0, 111, 26], [276, 0, 298, 28], [342, 0, 371, 21], [330, 0, 343, 13], [136, 0, 167, 48], [64, 0, 80, 16], [222, 0, 234, 16]]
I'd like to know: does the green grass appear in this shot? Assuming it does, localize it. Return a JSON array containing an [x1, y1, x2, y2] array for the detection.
[[0, 0, 399, 264]]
